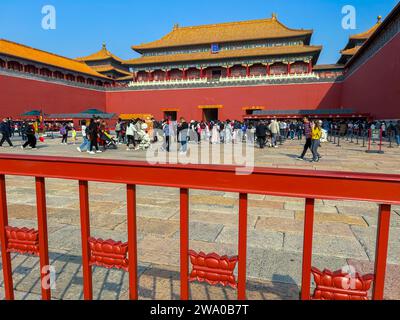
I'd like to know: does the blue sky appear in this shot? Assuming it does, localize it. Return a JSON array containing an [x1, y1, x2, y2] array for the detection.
[[0, 0, 398, 64]]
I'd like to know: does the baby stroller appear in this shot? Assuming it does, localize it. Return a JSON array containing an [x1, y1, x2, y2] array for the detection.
[[99, 131, 118, 150]]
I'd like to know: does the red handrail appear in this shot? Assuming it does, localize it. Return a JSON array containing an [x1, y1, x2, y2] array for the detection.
[[0, 154, 400, 300]]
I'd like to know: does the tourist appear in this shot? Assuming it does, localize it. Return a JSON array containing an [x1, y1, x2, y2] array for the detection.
[[296, 121, 303, 140], [288, 121, 296, 140], [88, 118, 101, 154], [177, 117, 189, 154], [60, 123, 69, 144], [311, 120, 322, 162], [395, 120, 400, 147], [255, 121, 267, 149], [77, 120, 90, 152], [137, 122, 151, 150], [126, 120, 136, 150], [71, 125, 77, 144], [134, 119, 142, 146], [21, 122, 37, 150], [0, 118, 14, 147], [219, 121, 225, 143], [21, 121, 28, 141], [268, 118, 280, 148], [115, 119, 122, 143], [297, 117, 312, 161], [162, 119, 171, 152], [225, 120, 232, 144], [211, 122, 219, 144]]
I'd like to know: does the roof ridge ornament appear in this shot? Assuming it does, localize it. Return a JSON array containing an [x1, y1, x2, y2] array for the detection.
[[377, 15, 382, 23], [102, 42, 106, 49], [272, 13, 277, 20], [173, 23, 180, 30]]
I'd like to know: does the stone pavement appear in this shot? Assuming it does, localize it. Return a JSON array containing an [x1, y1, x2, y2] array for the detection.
[[0, 135, 399, 300]]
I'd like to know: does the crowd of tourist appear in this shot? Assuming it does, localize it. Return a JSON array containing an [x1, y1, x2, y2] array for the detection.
[[1, 117, 400, 159]]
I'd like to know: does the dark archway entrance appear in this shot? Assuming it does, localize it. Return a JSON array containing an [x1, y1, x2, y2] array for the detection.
[[203, 108, 218, 122]]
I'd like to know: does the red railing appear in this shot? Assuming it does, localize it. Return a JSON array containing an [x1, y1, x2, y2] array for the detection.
[[0, 154, 400, 300]]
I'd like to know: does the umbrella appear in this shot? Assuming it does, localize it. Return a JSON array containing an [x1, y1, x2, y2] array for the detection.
[[80, 108, 107, 115], [21, 110, 44, 117]]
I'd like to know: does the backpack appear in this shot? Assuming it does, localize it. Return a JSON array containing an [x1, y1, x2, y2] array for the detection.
[[60, 127, 66, 135]]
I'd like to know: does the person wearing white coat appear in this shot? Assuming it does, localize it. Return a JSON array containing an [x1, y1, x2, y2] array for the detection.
[[126, 120, 137, 150]]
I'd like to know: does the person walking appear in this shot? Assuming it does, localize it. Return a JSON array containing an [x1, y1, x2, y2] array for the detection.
[[211, 122, 219, 144], [71, 125, 77, 144], [297, 117, 312, 160], [88, 118, 101, 154], [77, 120, 90, 152], [311, 120, 322, 162], [162, 119, 171, 152], [255, 121, 267, 149], [177, 117, 189, 154], [268, 118, 280, 148], [21, 122, 37, 149], [0, 118, 14, 147], [394, 120, 400, 147], [60, 123, 68, 144], [126, 120, 136, 150]]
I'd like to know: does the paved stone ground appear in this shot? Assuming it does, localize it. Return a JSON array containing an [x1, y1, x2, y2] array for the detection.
[[0, 135, 399, 300]]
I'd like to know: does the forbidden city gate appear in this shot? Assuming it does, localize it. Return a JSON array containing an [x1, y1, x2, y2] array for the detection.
[[0, 154, 400, 300]]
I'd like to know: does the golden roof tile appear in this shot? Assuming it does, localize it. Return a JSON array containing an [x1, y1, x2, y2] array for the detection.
[[132, 16, 313, 51], [0, 39, 109, 79], [90, 65, 132, 76], [340, 46, 361, 56], [125, 45, 322, 66], [350, 16, 382, 40], [76, 43, 125, 63]]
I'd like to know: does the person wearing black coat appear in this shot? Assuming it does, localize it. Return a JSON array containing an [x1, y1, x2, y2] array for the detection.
[[88, 118, 101, 153], [0, 118, 14, 147], [21, 122, 37, 149], [255, 121, 268, 149]]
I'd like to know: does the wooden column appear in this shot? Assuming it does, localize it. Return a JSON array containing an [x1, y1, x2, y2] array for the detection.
[[227, 66, 231, 77]]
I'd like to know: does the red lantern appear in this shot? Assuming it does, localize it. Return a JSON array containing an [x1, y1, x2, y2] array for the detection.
[[39, 137, 45, 142]]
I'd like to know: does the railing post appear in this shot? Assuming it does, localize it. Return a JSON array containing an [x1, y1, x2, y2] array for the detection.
[[0, 174, 14, 300], [372, 204, 391, 300], [180, 188, 189, 300], [238, 193, 248, 300], [35, 177, 51, 300], [127, 184, 138, 300], [78, 180, 93, 300], [301, 198, 315, 300]]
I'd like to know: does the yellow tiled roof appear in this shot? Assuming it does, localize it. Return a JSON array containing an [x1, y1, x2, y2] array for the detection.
[[90, 65, 132, 76], [76, 43, 125, 63], [350, 16, 382, 40], [125, 45, 322, 66], [132, 15, 312, 51], [340, 46, 361, 56], [0, 39, 109, 79]]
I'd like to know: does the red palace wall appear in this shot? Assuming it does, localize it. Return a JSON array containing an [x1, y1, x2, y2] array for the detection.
[[0, 74, 106, 118], [1, 30, 399, 121], [106, 82, 342, 120], [341, 32, 400, 119]]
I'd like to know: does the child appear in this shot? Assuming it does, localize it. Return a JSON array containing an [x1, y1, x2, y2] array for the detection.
[[71, 126, 77, 144]]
